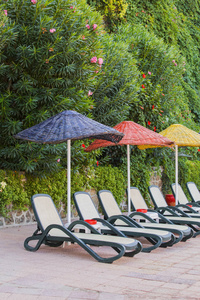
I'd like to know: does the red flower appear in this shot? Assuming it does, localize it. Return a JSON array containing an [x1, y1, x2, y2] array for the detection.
[[159, 113, 162, 116], [152, 105, 154, 110], [142, 74, 146, 78], [96, 161, 99, 166], [141, 84, 145, 89], [154, 126, 156, 132], [140, 106, 144, 110], [81, 144, 85, 148], [147, 121, 151, 125], [162, 93, 165, 96], [198, 149, 200, 152]]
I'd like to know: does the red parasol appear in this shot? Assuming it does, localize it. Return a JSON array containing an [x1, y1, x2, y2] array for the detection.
[[85, 121, 174, 213]]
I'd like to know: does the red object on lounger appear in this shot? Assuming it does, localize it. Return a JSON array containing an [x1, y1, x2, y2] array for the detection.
[[165, 194, 176, 206], [84, 219, 97, 225], [136, 209, 147, 213]]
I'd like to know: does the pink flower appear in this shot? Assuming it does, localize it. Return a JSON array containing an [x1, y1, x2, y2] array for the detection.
[[98, 58, 103, 66], [82, 35, 85, 40], [50, 28, 56, 33], [93, 24, 97, 30], [172, 60, 175, 63], [174, 63, 177, 66], [4, 10, 7, 16], [31, 0, 37, 3], [57, 159, 60, 163], [90, 56, 97, 63], [148, 71, 151, 75], [94, 70, 98, 74], [86, 24, 90, 29], [88, 90, 93, 96]]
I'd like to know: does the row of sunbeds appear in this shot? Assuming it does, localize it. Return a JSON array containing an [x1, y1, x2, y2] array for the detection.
[[24, 181, 200, 263]]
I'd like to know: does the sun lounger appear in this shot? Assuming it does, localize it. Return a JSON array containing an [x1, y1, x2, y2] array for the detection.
[[24, 194, 142, 263], [148, 185, 200, 237], [81, 190, 178, 251], [129, 187, 193, 242], [171, 183, 200, 215], [186, 182, 200, 205], [74, 191, 177, 252]]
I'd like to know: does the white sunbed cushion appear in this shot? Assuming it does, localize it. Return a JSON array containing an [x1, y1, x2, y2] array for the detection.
[[130, 188, 148, 210], [33, 195, 64, 236], [171, 184, 189, 205], [75, 193, 99, 220], [166, 216, 200, 223], [187, 182, 200, 202], [150, 186, 167, 207], [75, 233, 138, 250], [100, 191, 122, 217]]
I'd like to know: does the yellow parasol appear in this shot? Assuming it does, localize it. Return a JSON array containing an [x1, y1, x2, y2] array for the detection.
[[139, 124, 200, 204]]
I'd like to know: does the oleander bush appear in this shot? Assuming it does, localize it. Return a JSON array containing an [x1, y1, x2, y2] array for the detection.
[[0, 0, 104, 174]]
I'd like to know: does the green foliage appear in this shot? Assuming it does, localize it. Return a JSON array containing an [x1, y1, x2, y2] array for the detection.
[[115, 25, 194, 132], [181, 159, 200, 191], [91, 165, 126, 204], [0, 0, 104, 173], [0, 166, 127, 215], [0, 170, 29, 216], [125, 0, 200, 126], [158, 148, 200, 196], [126, 0, 183, 44], [87, 0, 128, 30], [91, 33, 140, 126], [25, 169, 68, 207]]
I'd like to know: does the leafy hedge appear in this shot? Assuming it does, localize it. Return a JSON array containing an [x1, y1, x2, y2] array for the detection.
[[0, 166, 126, 216]]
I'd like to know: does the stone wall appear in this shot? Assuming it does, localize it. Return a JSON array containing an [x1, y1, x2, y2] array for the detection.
[[0, 201, 68, 228], [0, 167, 163, 228], [150, 166, 163, 188]]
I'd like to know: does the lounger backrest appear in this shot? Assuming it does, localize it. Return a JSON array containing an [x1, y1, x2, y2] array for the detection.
[[129, 187, 148, 210], [187, 182, 200, 202], [171, 183, 188, 205], [148, 185, 167, 208], [73, 192, 100, 220], [32, 194, 63, 236], [97, 190, 122, 219]]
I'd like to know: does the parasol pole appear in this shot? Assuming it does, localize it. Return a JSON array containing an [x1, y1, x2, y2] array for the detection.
[[127, 144, 131, 214], [67, 139, 71, 224], [175, 144, 178, 205]]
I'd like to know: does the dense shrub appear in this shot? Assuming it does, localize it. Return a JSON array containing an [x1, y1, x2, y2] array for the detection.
[[91, 33, 140, 126], [0, 0, 104, 174]]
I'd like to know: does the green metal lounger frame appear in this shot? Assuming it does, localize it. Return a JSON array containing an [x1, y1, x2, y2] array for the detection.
[[85, 190, 177, 252], [170, 183, 200, 215], [148, 185, 200, 238], [128, 187, 193, 242], [24, 194, 142, 264]]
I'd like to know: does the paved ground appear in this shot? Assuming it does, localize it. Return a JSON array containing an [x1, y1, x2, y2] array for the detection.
[[1, 224, 200, 299]]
